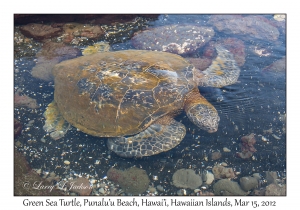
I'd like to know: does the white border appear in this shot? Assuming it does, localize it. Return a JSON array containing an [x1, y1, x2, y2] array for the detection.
[[2, 1, 297, 209]]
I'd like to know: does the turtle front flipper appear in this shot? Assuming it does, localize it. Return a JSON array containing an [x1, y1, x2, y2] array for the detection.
[[195, 45, 240, 88], [107, 117, 186, 158], [43, 101, 70, 140]]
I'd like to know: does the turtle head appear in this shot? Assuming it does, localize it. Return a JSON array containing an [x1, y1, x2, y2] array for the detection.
[[185, 102, 220, 133], [184, 88, 220, 133], [185, 104, 220, 133]]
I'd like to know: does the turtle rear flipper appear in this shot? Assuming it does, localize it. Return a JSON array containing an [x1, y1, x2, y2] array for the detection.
[[43, 101, 70, 140], [107, 118, 186, 158], [196, 45, 240, 88]]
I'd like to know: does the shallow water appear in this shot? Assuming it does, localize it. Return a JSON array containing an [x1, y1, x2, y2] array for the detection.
[[14, 14, 286, 195]]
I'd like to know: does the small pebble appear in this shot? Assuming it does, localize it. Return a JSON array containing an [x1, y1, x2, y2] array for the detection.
[[176, 190, 182, 196], [261, 136, 269, 142], [40, 137, 46, 143], [220, 162, 228, 166], [205, 171, 215, 185], [99, 183, 106, 188], [148, 186, 156, 193], [36, 169, 42, 175], [157, 185, 164, 192], [64, 160, 70, 165], [99, 188, 105, 194], [223, 147, 231, 152], [109, 187, 116, 195], [15, 141, 22, 147], [194, 189, 201, 193], [90, 179, 97, 184], [272, 134, 281, 140], [252, 173, 261, 180]]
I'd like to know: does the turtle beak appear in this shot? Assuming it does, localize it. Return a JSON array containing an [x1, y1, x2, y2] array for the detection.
[[207, 127, 218, 133]]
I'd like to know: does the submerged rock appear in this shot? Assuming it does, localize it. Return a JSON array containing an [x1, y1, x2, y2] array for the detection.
[[67, 177, 92, 196], [14, 119, 22, 138], [263, 57, 286, 73], [14, 148, 65, 196], [210, 151, 222, 160], [212, 165, 235, 179], [107, 167, 150, 195], [20, 23, 63, 41], [62, 23, 105, 43], [239, 176, 258, 191], [265, 183, 286, 196], [203, 171, 215, 185], [208, 15, 279, 42], [132, 25, 214, 55], [172, 169, 202, 189], [14, 89, 39, 109], [213, 179, 248, 196], [218, 38, 245, 66], [156, 185, 164, 192], [31, 41, 81, 81], [236, 133, 257, 159], [265, 171, 278, 185]]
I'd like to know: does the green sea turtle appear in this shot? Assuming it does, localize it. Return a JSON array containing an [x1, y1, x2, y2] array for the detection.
[[43, 46, 240, 157]]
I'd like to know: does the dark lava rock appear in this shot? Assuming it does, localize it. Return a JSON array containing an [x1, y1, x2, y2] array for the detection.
[[20, 23, 63, 41], [208, 15, 279, 42], [132, 25, 214, 55]]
